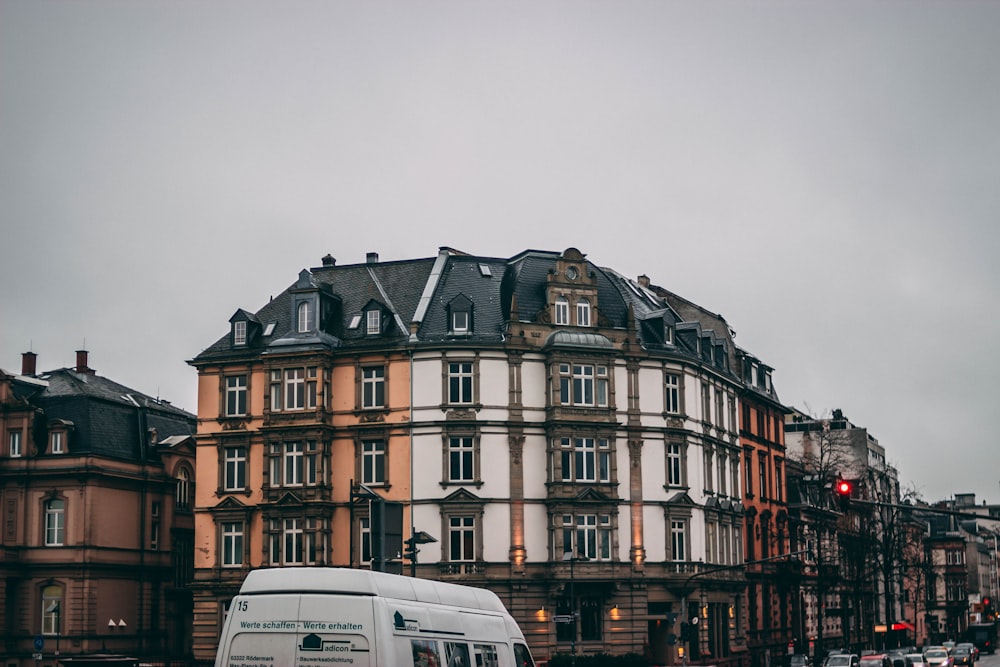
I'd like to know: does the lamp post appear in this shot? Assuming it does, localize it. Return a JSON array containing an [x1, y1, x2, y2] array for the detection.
[[404, 530, 437, 577], [563, 550, 589, 665]]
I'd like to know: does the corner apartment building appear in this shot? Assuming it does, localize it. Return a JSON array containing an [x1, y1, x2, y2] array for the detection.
[[0, 350, 196, 666], [189, 246, 776, 665]]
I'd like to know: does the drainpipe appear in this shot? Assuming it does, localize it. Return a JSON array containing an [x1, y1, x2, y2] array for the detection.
[[135, 405, 147, 657], [409, 348, 415, 576]]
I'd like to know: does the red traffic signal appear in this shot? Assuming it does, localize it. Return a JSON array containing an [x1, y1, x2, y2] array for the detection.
[[835, 480, 853, 496], [984, 596, 992, 608]]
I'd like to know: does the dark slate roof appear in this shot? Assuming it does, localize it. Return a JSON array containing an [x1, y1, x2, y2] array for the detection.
[[193, 257, 437, 361], [32, 368, 195, 462], [417, 255, 508, 343], [501, 250, 629, 327]]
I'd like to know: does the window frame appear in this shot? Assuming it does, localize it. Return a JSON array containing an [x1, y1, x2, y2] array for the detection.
[[361, 366, 386, 410], [176, 466, 193, 510], [666, 440, 685, 487], [41, 585, 62, 636], [50, 431, 64, 454], [9, 429, 22, 458], [44, 497, 66, 546], [233, 320, 247, 346], [555, 296, 569, 325], [444, 434, 480, 485], [560, 512, 614, 562], [557, 436, 612, 484], [221, 520, 244, 567], [664, 372, 682, 415], [556, 362, 610, 408], [576, 298, 591, 327], [366, 309, 381, 336], [448, 515, 476, 562], [225, 374, 248, 417], [297, 301, 312, 333], [223, 445, 248, 492], [361, 439, 387, 486]]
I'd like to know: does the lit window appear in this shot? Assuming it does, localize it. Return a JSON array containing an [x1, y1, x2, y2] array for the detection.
[[44, 499, 65, 546], [555, 297, 569, 325], [576, 298, 591, 327], [233, 320, 247, 346]]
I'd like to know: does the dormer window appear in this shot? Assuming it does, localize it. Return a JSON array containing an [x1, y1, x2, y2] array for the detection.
[[447, 295, 474, 335], [297, 301, 313, 333], [50, 431, 64, 454], [452, 310, 469, 333], [555, 297, 569, 325], [665, 324, 674, 345], [366, 309, 381, 335], [576, 298, 591, 327], [233, 320, 247, 346]]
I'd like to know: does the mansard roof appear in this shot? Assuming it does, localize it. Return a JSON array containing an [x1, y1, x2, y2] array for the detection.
[[416, 254, 507, 343], [22, 366, 195, 462]]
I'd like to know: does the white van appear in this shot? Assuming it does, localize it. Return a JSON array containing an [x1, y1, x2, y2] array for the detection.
[[215, 567, 535, 667]]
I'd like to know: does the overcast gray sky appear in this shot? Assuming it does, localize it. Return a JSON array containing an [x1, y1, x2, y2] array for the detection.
[[2, 0, 998, 504]]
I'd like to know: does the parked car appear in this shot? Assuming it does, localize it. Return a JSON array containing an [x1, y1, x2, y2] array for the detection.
[[827, 655, 861, 667], [943, 642, 957, 655], [786, 655, 813, 667], [905, 654, 927, 667], [955, 643, 978, 662], [888, 649, 910, 667], [860, 654, 893, 667], [952, 646, 974, 666], [924, 647, 953, 667]]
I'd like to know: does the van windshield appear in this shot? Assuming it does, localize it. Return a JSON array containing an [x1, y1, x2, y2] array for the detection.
[[513, 643, 535, 667]]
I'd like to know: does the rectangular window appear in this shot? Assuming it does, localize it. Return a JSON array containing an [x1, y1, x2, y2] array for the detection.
[[360, 516, 371, 565], [452, 310, 469, 332], [305, 441, 319, 485], [284, 518, 304, 565], [721, 523, 732, 565], [557, 363, 609, 407], [702, 384, 711, 423], [224, 446, 247, 491], [671, 519, 687, 561], [715, 389, 725, 428], [572, 514, 612, 561], [284, 441, 304, 486], [559, 437, 610, 483], [233, 320, 247, 346], [270, 369, 281, 411], [50, 432, 64, 454], [41, 587, 62, 635], [745, 453, 753, 497], [362, 367, 385, 409], [9, 430, 21, 458], [362, 440, 385, 485], [759, 457, 768, 501], [775, 462, 784, 502], [222, 521, 243, 566], [284, 368, 305, 410], [448, 362, 474, 404], [449, 516, 475, 561], [576, 300, 591, 327], [448, 436, 475, 482], [366, 309, 381, 335], [555, 298, 569, 325], [305, 517, 323, 564], [226, 375, 247, 416], [718, 454, 728, 496], [667, 442, 682, 486], [151, 522, 160, 549], [44, 499, 65, 546], [665, 373, 680, 414]]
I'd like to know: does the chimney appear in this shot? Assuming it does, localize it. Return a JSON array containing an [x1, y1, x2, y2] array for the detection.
[[321, 254, 336, 267], [637, 275, 650, 288], [366, 252, 379, 264], [75, 349, 94, 374], [21, 351, 37, 376]]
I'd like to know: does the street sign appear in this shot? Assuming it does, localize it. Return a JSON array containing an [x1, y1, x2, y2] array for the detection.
[[553, 614, 574, 623], [33, 654, 43, 661], [34, 636, 44, 651]]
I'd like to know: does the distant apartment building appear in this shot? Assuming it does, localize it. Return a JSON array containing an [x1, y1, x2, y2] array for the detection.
[[0, 350, 196, 666], [188, 247, 779, 665]]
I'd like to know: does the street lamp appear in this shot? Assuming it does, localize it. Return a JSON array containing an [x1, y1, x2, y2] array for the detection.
[[404, 530, 437, 577], [563, 550, 590, 664]]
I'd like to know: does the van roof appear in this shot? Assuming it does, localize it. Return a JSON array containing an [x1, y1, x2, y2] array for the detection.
[[239, 567, 509, 614]]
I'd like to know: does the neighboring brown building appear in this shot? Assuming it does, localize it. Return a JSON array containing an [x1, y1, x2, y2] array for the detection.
[[0, 350, 196, 667], [735, 349, 793, 667]]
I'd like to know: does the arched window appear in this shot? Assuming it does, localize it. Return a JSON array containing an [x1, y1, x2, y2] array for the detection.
[[44, 499, 65, 546], [297, 301, 312, 333], [555, 297, 569, 325], [41, 585, 62, 635], [576, 298, 591, 327], [176, 467, 193, 510]]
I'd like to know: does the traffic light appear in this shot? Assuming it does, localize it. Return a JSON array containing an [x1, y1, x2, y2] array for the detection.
[[834, 479, 854, 510], [983, 596, 993, 619]]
